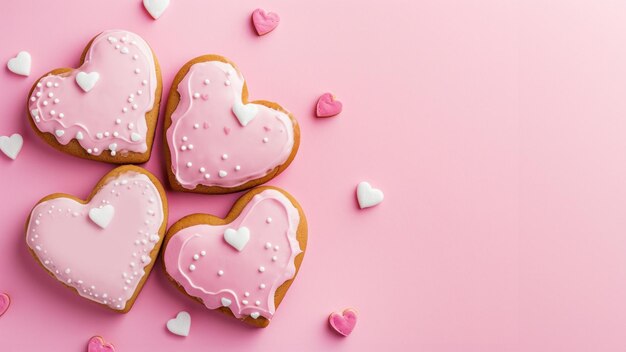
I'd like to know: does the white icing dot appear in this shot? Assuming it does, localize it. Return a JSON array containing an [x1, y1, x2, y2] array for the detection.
[[132, 104, 138, 110], [259, 283, 266, 289], [96, 133, 103, 139], [204, 174, 211, 179], [128, 123, 134, 130], [43, 101, 48, 106], [186, 162, 193, 168], [221, 154, 228, 160], [265, 242, 272, 249], [37, 82, 42, 88], [258, 266, 265, 273], [134, 68, 141, 74], [188, 144, 194, 150], [142, 80, 148, 85], [217, 270, 224, 276], [64, 268, 71, 274], [48, 92, 54, 98], [46, 82, 52, 88], [272, 256, 278, 262], [50, 110, 56, 116], [149, 234, 159, 242], [137, 90, 143, 95], [30, 97, 36, 102], [263, 137, 269, 143], [87, 149, 93, 154], [182, 136, 188, 142], [59, 113, 64, 118], [219, 170, 228, 178], [242, 300, 249, 305], [181, 145, 187, 151], [193, 92, 200, 99], [235, 165, 241, 171], [224, 80, 231, 86], [133, 54, 138, 60], [122, 107, 128, 113], [204, 79, 210, 85], [199, 167, 206, 173], [120, 47, 129, 54], [244, 292, 250, 297], [54, 83, 59, 87], [201, 251, 206, 256], [113, 132, 119, 137], [255, 300, 261, 306], [130, 262, 136, 267], [128, 97, 134, 103], [54, 98, 60, 104], [189, 264, 196, 271], [266, 217, 272, 224], [274, 245, 279, 251], [193, 254, 199, 260], [36, 92, 42, 97], [193, 123, 200, 129], [104, 131, 110, 137]]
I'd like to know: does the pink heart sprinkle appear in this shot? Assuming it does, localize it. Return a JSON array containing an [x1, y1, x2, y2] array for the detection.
[[87, 336, 115, 352], [0, 293, 10, 317], [263, 126, 272, 132], [201, 93, 209, 101], [203, 122, 210, 129], [329, 308, 358, 337], [316, 93, 343, 118], [252, 8, 280, 36], [224, 126, 231, 135]]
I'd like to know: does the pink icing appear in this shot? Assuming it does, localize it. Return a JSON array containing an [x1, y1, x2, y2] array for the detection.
[[87, 336, 115, 352], [166, 60, 296, 189], [163, 189, 302, 320], [329, 309, 358, 336], [252, 9, 280, 36], [0, 293, 9, 317], [316, 93, 343, 117], [28, 29, 158, 156], [25, 170, 165, 311]]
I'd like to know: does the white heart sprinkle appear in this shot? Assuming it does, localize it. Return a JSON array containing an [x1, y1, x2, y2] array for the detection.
[[131, 132, 142, 142], [88, 204, 115, 229], [76, 132, 84, 140], [76, 71, 100, 92], [30, 109, 39, 118], [120, 47, 129, 54], [166, 311, 191, 337], [0, 134, 23, 160], [223, 227, 250, 252], [55, 130, 65, 137], [356, 181, 384, 209], [7, 51, 31, 76], [221, 297, 232, 307], [218, 170, 228, 178], [143, 0, 170, 19], [250, 312, 260, 319], [232, 101, 258, 127]]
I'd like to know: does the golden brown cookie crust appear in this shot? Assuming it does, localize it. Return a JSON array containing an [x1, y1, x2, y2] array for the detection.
[[163, 55, 300, 194], [26, 32, 163, 164], [24, 165, 169, 313], [162, 186, 307, 327]]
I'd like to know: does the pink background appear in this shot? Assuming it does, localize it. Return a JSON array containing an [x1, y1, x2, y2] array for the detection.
[[0, 0, 625, 350]]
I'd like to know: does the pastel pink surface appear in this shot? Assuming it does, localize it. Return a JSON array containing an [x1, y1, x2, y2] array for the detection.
[[252, 9, 280, 36], [163, 189, 302, 320], [25, 170, 165, 311], [28, 30, 158, 156], [87, 336, 115, 352], [1, 0, 625, 351], [329, 309, 357, 336], [0, 293, 9, 317], [315, 93, 342, 117], [166, 60, 295, 189]]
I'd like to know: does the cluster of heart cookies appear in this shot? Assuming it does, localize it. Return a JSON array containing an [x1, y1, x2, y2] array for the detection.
[[24, 30, 306, 328]]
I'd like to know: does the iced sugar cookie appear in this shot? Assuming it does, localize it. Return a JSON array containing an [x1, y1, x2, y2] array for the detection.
[[164, 55, 300, 194], [163, 187, 307, 327], [27, 30, 162, 163], [25, 166, 168, 312]]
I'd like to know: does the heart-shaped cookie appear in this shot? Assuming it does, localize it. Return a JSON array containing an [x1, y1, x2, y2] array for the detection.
[[164, 55, 300, 194], [25, 166, 168, 312], [27, 30, 162, 163], [163, 187, 307, 327]]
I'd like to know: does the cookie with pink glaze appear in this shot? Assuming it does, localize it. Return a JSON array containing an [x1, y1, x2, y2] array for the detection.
[[162, 186, 307, 327], [25, 166, 168, 313], [163, 55, 300, 194], [87, 336, 115, 352], [27, 30, 162, 164]]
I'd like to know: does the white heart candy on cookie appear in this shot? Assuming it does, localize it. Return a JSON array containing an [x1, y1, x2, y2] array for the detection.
[[25, 166, 167, 312], [27, 30, 160, 162]]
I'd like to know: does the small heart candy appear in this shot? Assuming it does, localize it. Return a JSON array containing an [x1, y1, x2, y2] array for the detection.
[[143, 0, 170, 20], [87, 336, 115, 352], [0, 133, 23, 160], [7, 51, 31, 76], [356, 181, 384, 209], [0, 293, 10, 317], [316, 93, 342, 118], [166, 311, 191, 337], [329, 308, 358, 337], [76, 71, 100, 92], [252, 9, 280, 36], [163, 187, 307, 327]]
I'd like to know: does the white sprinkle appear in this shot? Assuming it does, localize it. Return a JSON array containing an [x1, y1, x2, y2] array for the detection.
[[48, 92, 54, 98], [259, 266, 265, 273], [266, 217, 272, 224], [142, 80, 148, 85], [204, 174, 211, 179], [186, 162, 193, 168], [235, 165, 241, 171], [217, 270, 224, 276], [122, 107, 128, 113], [199, 167, 206, 173], [134, 68, 140, 74], [50, 110, 56, 116], [132, 104, 138, 110], [37, 83, 42, 88], [204, 79, 210, 85], [182, 136, 188, 142], [43, 101, 48, 106], [104, 131, 110, 137], [149, 234, 159, 242], [189, 264, 196, 271], [263, 137, 269, 143], [259, 284, 266, 289], [221, 154, 228, 160], [244, 292, 250, 297], [219, 170, 227, 178], [272, 256, 277, 262], [96, 133, 103, 139], [193, 92, 200, 99], [128, 97, 134, 103], [201, 251, 206, 256], [274, 246, 279, 251], [224, 80, 231, 86], [265, 242, 272, 249], [65, 268, 71, 274], [181, 145, 187, 151], [128, 123, 134, 130], [242, 300, 249, 305], [137, 90, 143, 95], [46, 82, 53, 88], [113, 132, 119, 137], [59, 113, 64, 118], [188, 144, 194, 150], [193, 123, 200, 129], [54, 98, 60, 104], [193, 254, 199, 260], [54, 83, 59, 87]]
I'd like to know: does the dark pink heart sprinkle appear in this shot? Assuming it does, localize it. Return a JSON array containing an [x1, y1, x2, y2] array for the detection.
[[263, 126, 272, 131], [0, 293, 10, 317], [224, 126, 231, 135], [329, 308, 358, 337], [87, 336, 115, 352], [252, 8, 280, 36], [201, 93, 209, 101], [203, 122, 210, 129]]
